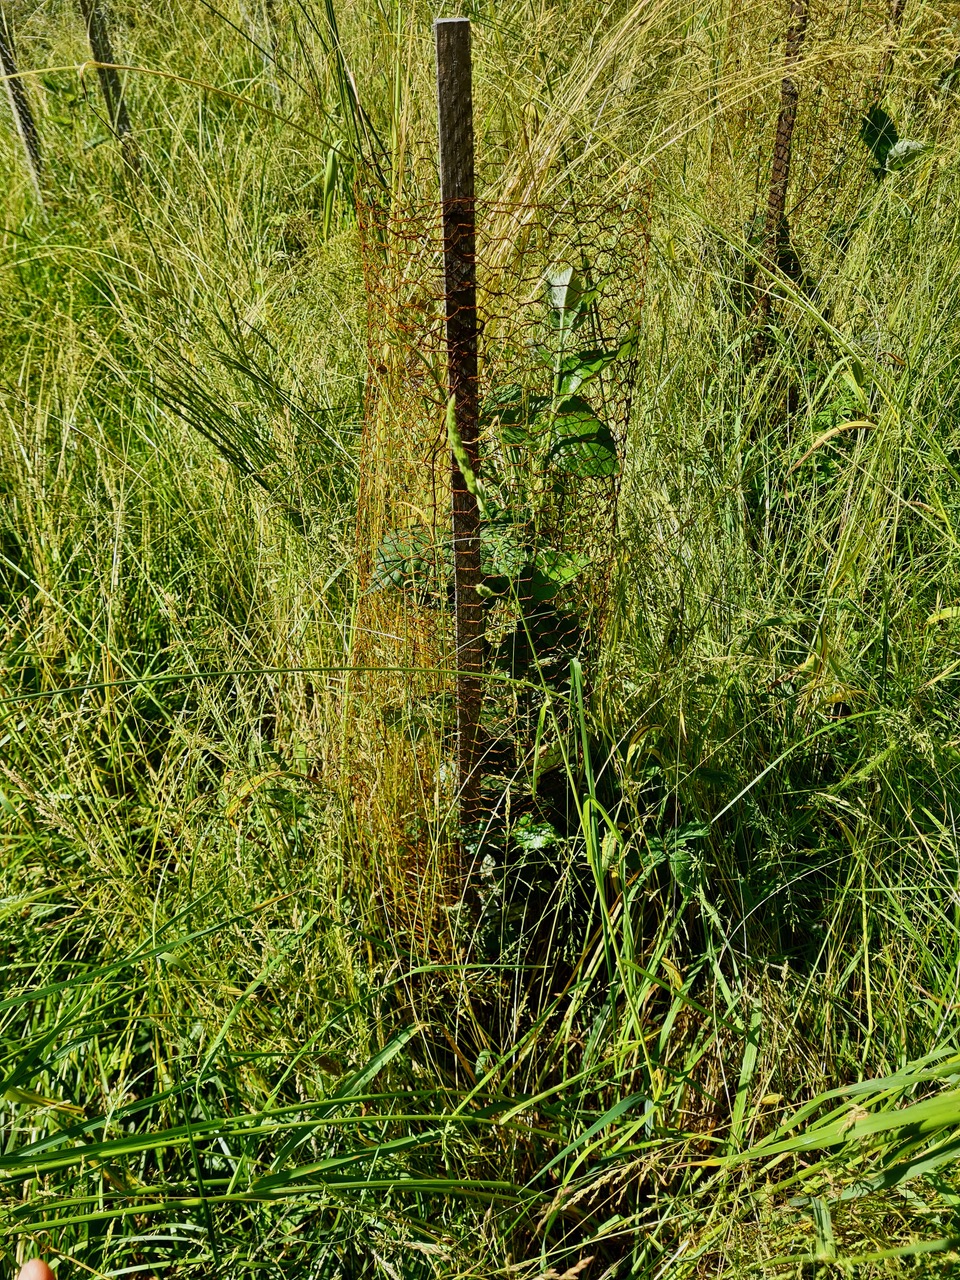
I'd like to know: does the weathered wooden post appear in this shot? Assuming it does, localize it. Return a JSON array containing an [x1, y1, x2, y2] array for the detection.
[[77, 0, 135, 159], [0, 4, 43, 203], [435, 17, 484, 834], [761, 0, 809, 293]]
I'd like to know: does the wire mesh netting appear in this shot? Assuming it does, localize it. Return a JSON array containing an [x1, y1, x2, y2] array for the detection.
[[348, 188, 652, 920]]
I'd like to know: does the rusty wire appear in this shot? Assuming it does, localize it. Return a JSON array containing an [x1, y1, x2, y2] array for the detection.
[[347, 188, 652, 917]]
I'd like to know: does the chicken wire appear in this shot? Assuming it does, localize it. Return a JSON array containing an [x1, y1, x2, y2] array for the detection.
[[350, 189, 652, 822]]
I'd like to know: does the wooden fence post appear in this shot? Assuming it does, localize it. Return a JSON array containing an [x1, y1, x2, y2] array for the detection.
[[435, 17, 484, 835], [0, 4, 43, 203], [77, 0, 135, 159], [761, 0, 809, 295]]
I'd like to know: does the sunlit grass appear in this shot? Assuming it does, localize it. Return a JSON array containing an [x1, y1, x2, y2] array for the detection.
[[2, 0, 960, 1274]]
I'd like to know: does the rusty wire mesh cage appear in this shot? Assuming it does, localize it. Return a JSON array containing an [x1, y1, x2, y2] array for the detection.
[[347, 187, 653, 933]]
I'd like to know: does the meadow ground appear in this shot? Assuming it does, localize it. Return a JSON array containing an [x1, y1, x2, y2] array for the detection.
[[4, 0, 960, 1275]]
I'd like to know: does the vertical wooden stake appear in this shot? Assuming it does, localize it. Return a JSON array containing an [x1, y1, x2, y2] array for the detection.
[[761, 0, 809, 293], [435, 17, 484, 834], [0, 4, 43, 203], [77, 0, 135, 161]]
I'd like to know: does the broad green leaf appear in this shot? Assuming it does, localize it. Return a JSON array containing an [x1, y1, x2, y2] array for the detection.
[[545, 266, 584, 327], [861, 103, 898, 169], [512, 815, 559, 852], [480, 519, 528, 579], [532, 547, 590, 598], [543, 396, 619, 477], [885, 138, 927, 171], [481, 385, 550, 446], [544, 267, 600, 333], [528, 566, 561, 601], [501, 422, 542, 447], [373, 525, 449, 593], [557, 330, 637, 396], [480, 383, 525, 423]]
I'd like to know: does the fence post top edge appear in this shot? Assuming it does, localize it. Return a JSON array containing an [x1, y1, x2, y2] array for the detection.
[[433, 16, 471, 27]]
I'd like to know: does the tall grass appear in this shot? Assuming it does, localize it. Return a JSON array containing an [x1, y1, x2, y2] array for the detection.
[[3, 0, 960, 1274]]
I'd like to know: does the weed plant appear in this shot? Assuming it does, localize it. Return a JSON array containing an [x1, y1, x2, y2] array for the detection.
[[3, 0, 960, 1275]]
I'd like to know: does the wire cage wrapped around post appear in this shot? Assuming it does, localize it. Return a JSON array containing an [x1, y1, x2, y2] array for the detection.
[[348, 172, 651, 939]]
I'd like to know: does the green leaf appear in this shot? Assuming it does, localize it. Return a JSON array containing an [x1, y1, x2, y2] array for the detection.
[[502, 423, 539, 448], [480, 519, 528, 579], [512, 815, 559, 852], [811, 1197, 837, 1262], [480, 383, 526, 423], [884, 138, 927, 171], [544, 396, 619, 477], [316, 1025, 421, 1114], [532, 547, 590, 597], [729, 1001, 763, 1153], [528, 567, 561, 601], [829, 1134, 960, 1205], [322, 145, 340, 240], [556, 330, 637, 396], [646, 821, 710, 889], [481, 385, 550, 446], [373, 526, 448, 593], [861, 104, 898, 169], [723, 1083, 960, 1168], [545, 266, 584, 328], [544, 267, 601, 334], [539, 1091, 647, 1176]]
